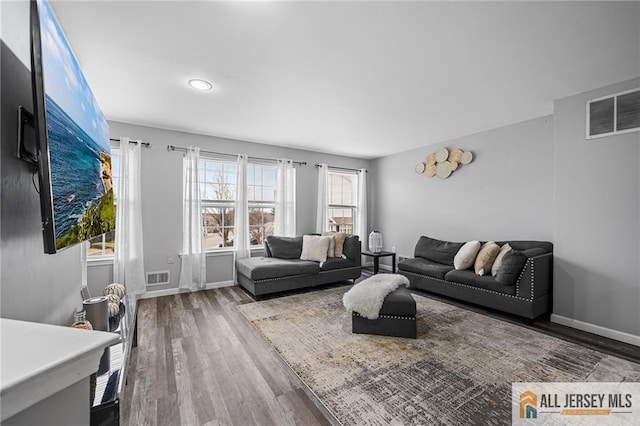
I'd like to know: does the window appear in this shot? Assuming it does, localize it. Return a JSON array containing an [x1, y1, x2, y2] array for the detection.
[[87, 147, 119, 258], [327, 171, 358, 234], [587, 88, 640, 139], [200, 159, 237, 250], [248, 163, 276, 246], [199, 159, 276, 250]]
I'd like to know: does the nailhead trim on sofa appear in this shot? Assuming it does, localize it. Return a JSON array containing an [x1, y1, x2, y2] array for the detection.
[[401, 257, 535, 302], [352, 312, 415, 321]]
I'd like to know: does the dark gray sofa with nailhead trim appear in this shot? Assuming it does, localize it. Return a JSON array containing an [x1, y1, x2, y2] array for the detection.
[[236, 234, 361, 299], [398, 236, 553, 320]]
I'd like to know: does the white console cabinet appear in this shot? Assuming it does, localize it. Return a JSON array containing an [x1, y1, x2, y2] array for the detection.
[[1, 318, 119, 425]]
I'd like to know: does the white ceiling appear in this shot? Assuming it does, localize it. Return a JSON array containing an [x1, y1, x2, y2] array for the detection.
[[50, 1, 640, 159]]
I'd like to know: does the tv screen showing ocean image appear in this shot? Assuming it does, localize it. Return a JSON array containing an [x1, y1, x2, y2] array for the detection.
[[38, 0, 114, 250]]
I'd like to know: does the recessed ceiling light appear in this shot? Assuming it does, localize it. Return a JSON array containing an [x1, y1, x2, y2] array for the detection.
[[188, 79, 213, 91]]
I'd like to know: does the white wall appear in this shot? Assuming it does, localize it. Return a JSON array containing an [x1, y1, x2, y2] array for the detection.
[[1, 0, 84, 325], [371, 116, 554, 262], [552, 78, 640, 343], [88, 121, 371, 294]]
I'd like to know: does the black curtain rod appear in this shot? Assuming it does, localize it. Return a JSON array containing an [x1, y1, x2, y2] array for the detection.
[[110, 138, 151, 148], [315, 163, 367, 173], [166, 144, 307, 166]]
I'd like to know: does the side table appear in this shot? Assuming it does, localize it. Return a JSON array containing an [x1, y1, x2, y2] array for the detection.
[[361, 250, 396, 274]]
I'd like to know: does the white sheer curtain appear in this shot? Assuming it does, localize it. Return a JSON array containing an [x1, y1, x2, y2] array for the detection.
[[114, 137, 146, 295], [274, 159, 296, 237], [315, 163, 329, 233], [178, 146, 206, 291], [234, 155, 250, 264], [357, 168, 368, 250]]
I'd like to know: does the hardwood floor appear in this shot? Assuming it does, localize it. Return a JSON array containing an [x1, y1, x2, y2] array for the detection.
[[122, 280, 639, 425], [121, 286, 336, 426]]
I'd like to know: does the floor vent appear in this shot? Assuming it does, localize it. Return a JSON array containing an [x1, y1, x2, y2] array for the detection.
[[146, 271, 170, 286], [398, 255, 411, 263]]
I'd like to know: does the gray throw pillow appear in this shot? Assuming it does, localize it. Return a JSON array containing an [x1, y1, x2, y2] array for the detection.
[[266, 236, 303, 259], [495, 250, 527, 285]]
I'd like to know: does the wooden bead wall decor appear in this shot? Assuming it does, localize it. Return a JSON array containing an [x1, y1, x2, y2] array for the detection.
[[424, 163, 436, 177], [416, 147, 474, 179]]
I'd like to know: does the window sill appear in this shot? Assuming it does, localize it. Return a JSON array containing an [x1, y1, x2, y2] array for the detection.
[[87, 257, 114, 267], [204, 247, 265, 257]]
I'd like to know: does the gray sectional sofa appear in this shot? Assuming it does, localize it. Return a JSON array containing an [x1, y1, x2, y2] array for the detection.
[[399, 236, 553, 320], [235, 235, 362, 299]]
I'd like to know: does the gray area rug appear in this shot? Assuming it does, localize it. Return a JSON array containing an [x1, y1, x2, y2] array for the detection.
[[238, 286, 640, 425]]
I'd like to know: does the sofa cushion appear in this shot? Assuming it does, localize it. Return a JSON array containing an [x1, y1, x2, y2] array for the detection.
[[454, 240, 481, 270], [474, 241, 500, 276], [342, 235, 361, 261], [495, 250, 528, 285], [414, 236, 464, 266], [265, 236, 303, 259], [522, 248, 547, 258], [491, 243, 512, 276], [498, 241, 553, 254], [398, 258, 453, 280], [320, 257, 355, 271], [236, 257, 320, 281], [300, 235, 331, 262], [379, 287, 417, 316], [444, 269, 517, 295]]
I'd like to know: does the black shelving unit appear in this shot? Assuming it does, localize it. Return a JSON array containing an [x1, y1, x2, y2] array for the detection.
[[90, 294, 138, 426]]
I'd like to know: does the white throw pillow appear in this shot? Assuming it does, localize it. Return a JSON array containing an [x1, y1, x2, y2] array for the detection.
[[491, 243, 512, 276], [300, 235, 331, 263], [454, 240, 481, 270]]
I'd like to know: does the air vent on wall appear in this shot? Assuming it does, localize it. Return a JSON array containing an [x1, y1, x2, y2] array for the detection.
[[146, 271, 170, 286], [587, 88, 640, 139]]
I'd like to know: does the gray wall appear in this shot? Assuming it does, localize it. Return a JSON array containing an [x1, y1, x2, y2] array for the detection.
[[553, 78, 640, 338], [1, 0, 84, 325], [88, 121, 371, 294], [371, 116, 554, 262]]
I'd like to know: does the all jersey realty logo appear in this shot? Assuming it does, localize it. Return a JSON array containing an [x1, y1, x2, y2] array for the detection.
[[520, 390, 537, 419], [512, 383, 639, 425]]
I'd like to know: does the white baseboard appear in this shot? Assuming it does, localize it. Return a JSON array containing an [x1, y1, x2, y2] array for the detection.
[[139, 280, 235, 300], [363, 261, 394, 272], [551, 314, 640, 347]]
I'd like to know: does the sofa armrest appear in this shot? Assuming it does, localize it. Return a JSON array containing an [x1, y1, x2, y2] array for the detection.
[[263, 241, 273, 257], [515, 252, 553, 300]]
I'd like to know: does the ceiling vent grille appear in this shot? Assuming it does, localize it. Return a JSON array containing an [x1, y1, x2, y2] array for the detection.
[[587, 88, 640, 139]]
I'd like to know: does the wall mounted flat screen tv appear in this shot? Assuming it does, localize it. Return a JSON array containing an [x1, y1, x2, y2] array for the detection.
[[30, 0, 115, 254]]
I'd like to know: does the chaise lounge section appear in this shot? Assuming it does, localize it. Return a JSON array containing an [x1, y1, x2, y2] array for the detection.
[[399, 236, 553, 320], [236, 234, 361, 299]]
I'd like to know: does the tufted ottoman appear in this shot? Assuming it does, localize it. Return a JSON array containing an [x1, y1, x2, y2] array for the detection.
[[352, 286, 417, 338]]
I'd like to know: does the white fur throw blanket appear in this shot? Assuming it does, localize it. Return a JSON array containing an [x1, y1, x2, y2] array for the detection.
[[342, 274, 410, 320]]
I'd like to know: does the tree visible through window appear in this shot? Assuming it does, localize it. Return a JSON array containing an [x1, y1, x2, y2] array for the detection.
[[88, 155, 281, 256], [200, 159, 277, 250], [200, 159, 237, 249], [327, 171, 358, 234], [248, 163, 276, 246]]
